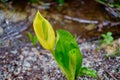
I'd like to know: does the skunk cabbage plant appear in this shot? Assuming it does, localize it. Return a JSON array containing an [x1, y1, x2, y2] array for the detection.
[[33, 11, 55, 51], [33, 11, 97, 80]]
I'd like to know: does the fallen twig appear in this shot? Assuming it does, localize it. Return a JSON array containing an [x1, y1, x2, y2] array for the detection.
[[105, 70, 118, 80], [31, 3, 52, 10], [96, 0, 120, 18], [64, 15, 111, 26], [64, 15, 120, 32], [64, 15, 120, 27], [64, 16, 98, 24], [105, 7, 120, 18]]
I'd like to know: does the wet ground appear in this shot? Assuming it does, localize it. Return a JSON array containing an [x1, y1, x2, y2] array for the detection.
[[46, 0, 120, 39], [0, 0, 120, 80]]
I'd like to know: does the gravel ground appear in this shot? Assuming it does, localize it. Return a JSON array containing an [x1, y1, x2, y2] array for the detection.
[[0, 39, 119, 80]]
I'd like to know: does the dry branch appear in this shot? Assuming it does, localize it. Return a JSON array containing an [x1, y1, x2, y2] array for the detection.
[[64, 15, 120, 27]]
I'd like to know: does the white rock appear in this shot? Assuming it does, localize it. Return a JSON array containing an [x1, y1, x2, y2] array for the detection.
[[10, 50, 17, 54]]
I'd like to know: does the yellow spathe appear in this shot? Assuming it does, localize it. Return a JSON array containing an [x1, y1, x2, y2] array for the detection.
[[33, 11, 55, 50]]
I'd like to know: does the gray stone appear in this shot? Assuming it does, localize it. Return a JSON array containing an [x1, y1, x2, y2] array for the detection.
[[0, 27, 3, 35]]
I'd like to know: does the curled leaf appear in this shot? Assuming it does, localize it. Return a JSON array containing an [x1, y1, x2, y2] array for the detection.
[[54, 30, 82, 80]]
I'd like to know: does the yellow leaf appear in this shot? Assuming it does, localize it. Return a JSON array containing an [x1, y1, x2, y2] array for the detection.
[[33, 11, 55, 50]]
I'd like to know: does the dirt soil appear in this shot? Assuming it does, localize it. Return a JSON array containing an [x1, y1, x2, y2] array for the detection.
[[0, 0, 120, 80]]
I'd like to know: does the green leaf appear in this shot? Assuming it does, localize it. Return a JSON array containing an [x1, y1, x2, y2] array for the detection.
[[69, 48, 83, 79], [27, 32, 38, 46], [27, 32, 33, 42], [33, 36, 38, 45], [101, 32, 114, 45], [107, 32, 112, 36], [57, 0, 64, 5], [101, 34, 106, 38], [54, 30, 82, 80], [29, 0, 38, 3], [79, 67, 97, 78]]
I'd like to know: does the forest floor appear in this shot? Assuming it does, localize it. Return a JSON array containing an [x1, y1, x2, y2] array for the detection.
[[0, 0, 120, 80]]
